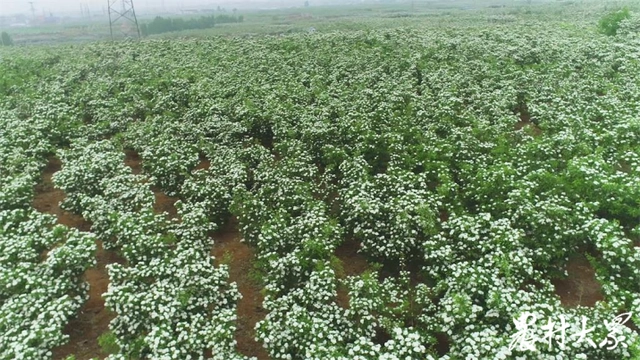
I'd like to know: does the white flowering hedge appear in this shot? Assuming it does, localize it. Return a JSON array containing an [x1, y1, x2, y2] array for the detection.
[[0, 210, 96, 359], [104, 206, 244, 359], [52, 140, 153, 216], [0, 108, 59, 210], [0, 108, 95, 358], [2, 6, 640, 359], [339, 157, 442, 262], [181, 146, 248, 225]]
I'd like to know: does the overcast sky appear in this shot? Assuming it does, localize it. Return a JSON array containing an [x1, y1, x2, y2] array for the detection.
[[0, 0, 307, 17]]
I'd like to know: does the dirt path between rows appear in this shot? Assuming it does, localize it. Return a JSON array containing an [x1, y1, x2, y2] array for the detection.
[[552, 254, 604, 307], [212, 218, 269, 360], [334, 239, 370, 309], [34, 156, 123, 360], [33, 157, 90, 232], [514, 101, 542, 136]]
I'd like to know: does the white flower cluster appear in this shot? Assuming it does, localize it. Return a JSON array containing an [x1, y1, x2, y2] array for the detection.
[[0, 109, 56, 210], [581, 218, 640, 312], [53, 140, 154, 217], [126, 121, 201, 196], [340, 157, 441, 262], [0, 210, 96, 359], [618, 11, 640, 38], [181, 146, 247, 225]]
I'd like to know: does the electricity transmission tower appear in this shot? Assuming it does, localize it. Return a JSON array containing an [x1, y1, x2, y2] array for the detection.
[[107, 0, 141, 40], [28, 2, 36, 20]]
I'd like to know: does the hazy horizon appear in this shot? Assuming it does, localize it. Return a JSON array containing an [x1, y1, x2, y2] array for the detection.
[[0, 0, 320, 17]]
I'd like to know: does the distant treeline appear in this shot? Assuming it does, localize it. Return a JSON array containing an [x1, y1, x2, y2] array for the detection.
[[140, 14, 244, 36]]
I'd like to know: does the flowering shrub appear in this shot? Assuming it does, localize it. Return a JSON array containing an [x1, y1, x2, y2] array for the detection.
[[51, 136, 245, 358], [598, 8, 632, 36], [53, 140, 149, 215], [340, 158, 441, 262], [125, 118, 202, 196], [0, 98, 96, 359], [0, 108, 58, 211], [581, 218, 640, 310], [0, 174, 36, 211], [258, 202, 342, 296], [0, 210, 96, 359], [256, 265, 352, 359], [181, 147, 247, 225], [100, 197, 244, 358], [139, 138, 200, 197], [566, 153, 640, 224], [105, 246, 242, 359]]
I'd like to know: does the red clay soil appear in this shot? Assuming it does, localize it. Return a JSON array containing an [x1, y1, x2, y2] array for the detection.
[[434, 332, 451, 357], [33, 156, 124, 360], [514, 103, 542, 136], [195, 155, 211, 171], [552, 254, 604, 307], [52, 240, 125, 360], [33, 157, 91, 231], [211, 218, 269, 360], [152, 189, 179, 220], [124, 149, 179, 220], [334, 239, 370, 309], [335, 240, 370, 278], [439, 209, 449, 223], [123, 149, 142, 175]]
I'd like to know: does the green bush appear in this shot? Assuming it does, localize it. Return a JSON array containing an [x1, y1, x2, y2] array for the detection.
[[1, 32, 12, 46], [598, 7, 631, 36], [98, 331, 120, 355]]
